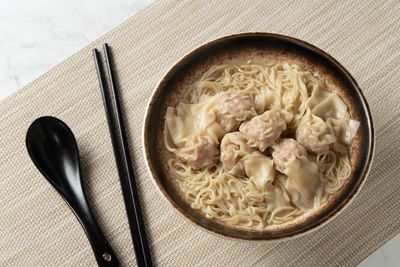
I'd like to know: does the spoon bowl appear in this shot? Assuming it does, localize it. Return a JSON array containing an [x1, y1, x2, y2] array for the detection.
[[27, 116, 82, 201]]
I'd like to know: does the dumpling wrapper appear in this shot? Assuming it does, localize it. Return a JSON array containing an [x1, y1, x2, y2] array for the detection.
[[165, 96, 225, 147], [265, 181, 293, 214], [165, 107, 198, 147], [306, 84, 331, 110], [349, 119, 361, 140], [243, 153, 275, 191], [284, 157, 322, 211], [327, 118, 360, 153], [312, 94, 348, 120]]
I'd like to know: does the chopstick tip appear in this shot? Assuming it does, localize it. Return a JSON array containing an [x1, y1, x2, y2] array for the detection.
[[92, 48, 99, 57]]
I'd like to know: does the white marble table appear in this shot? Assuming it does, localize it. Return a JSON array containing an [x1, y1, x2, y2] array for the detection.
[[0, 1, 398, 266]]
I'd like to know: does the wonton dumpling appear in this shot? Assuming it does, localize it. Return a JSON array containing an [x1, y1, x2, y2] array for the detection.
[[272, 138, 321, 210], [165, 98, 225, 148], [284, 158, 321, 210], [272, 138, 307, 173], [177, 135, 219, 170], [215, 92, 256, 132], [239, 109, 288, 152], [220, 132, 253, 178], [243, 152, 275, 190], [296, 111, 336, 154]]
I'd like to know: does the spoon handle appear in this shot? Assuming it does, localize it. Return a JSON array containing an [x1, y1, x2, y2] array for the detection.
[[72, 198, 119, 267]]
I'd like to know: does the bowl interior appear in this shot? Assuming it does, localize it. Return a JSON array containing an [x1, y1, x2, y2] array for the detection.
[[143, 33, 374, 240]]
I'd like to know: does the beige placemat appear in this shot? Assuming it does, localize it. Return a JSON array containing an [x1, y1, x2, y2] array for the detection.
[[1, 0, 400, 266]]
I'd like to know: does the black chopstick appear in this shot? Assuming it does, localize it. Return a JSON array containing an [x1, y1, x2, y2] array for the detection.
[[93, 44, 153, 267]]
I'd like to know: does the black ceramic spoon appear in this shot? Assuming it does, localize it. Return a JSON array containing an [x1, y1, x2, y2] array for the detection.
[[26, 116, 119, 267]]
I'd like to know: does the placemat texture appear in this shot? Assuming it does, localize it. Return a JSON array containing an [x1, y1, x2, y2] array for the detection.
[[1, 0, 399, 266]]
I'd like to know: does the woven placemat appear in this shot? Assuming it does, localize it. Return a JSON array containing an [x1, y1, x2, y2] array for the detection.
[[1, 0, 399, 266]]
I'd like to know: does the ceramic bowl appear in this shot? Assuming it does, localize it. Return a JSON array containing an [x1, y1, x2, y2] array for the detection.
[[143, 33, 374, 240]]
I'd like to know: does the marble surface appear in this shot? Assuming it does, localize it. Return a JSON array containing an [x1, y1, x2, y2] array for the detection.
[[0, 1, 398, 266], [0, 0, 153, 99]]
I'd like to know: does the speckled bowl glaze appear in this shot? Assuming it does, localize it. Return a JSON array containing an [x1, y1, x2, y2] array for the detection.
[[143, 33, 374, 241]]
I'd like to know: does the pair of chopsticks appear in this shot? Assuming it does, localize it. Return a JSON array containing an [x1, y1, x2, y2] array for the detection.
[[93, 44, 152, 267]]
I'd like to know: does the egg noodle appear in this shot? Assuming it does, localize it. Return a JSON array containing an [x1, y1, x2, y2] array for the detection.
[[164, 61, 358, 229]]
